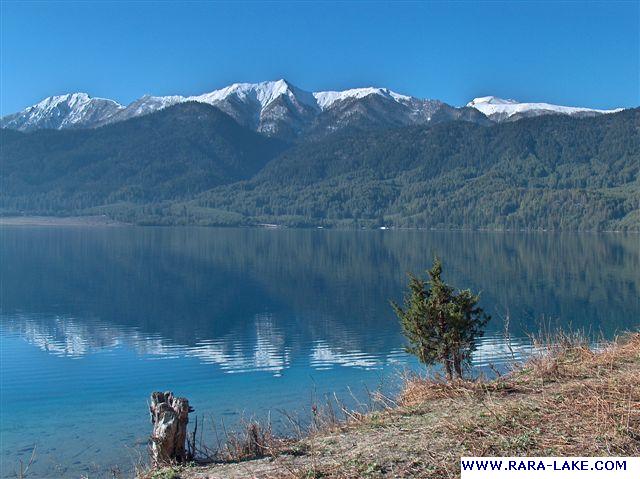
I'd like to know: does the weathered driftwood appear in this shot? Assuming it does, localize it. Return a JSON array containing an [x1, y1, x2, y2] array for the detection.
[[149, 391, 193, 465]]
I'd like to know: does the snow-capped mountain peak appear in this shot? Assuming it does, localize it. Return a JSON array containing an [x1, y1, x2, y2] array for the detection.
[[1, 92, 124, 131], [34, 92, 90, 108], [313, 87, 413, 110], [467, 96, 622, 120], [468, 96, 518, 106], [30, 92, 123, 116], [191, 79, 317, 110]]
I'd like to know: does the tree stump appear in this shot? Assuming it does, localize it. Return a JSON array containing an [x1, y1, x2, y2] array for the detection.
[[149, 391, 193, 465]]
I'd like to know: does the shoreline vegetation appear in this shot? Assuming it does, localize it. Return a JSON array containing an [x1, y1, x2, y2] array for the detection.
[[0, 215, 637, 233], [143, 331, 640, 479]]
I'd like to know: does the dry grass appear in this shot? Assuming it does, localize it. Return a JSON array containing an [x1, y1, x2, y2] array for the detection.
[[217, 420, 289, 462], [151, 332, 640, 479], [389, 332, 640, 477]]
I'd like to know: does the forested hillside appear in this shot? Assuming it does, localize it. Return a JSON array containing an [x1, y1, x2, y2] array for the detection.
[[1, 103, 638, 231], [188, 108, 639, 230], [0, 102, 286, 213]]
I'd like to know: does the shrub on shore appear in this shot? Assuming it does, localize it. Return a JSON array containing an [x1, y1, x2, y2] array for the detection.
[[391, 258, 490, 380]]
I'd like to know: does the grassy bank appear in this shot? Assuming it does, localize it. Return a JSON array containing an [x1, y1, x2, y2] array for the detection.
[[147, 332, 640, 479]]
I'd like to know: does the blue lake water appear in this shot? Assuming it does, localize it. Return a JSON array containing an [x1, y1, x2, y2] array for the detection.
[[0, 227, 638, 478]]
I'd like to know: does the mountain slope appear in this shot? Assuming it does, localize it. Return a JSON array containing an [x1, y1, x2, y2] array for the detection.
[[194, 80, 320, 138], [304, 94, 490, 139], [188, 108, 639, 230], [0, 102, 286, 213]]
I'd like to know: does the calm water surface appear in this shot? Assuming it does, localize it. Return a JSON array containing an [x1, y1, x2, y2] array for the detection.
[[1, 227, 638, 477]]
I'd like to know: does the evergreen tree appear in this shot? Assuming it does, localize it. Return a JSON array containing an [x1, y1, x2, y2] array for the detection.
[[391, 258, 490, 380]]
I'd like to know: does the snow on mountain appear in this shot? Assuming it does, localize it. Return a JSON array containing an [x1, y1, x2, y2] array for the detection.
[[120, 94, 185, 117], [467, 96, 622, 121], [187, 80, 412, 112], [2, 81, 418, 133], [2, 82, 626, 135], [102, 94, 186, 124], [313, 87, 413, 110], [192, 79, 318, 110], [1, 93, 124, 131], [116, 80, 420, 137], [189, 79, 320, 136]]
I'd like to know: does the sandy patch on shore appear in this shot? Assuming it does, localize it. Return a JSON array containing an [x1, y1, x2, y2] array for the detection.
[[0, 215, 125, 226]]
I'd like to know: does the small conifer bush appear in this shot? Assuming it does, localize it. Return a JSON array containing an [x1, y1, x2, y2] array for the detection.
[[391, 258, 490, 380]]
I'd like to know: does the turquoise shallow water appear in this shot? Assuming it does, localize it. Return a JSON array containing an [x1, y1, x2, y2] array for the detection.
[[1, 227, 638, 478]]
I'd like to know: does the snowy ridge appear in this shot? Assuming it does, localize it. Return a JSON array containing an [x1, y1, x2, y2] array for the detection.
[[2, 80, 419, 132], [188, 80, 412, 111], [2, 81, 626, 133], [191, 79, 318, 110], [467, 96, 622, 119], [313, 87, 413, 109], [1, 92, 124, 130], [31, 92, 123, 114], [128, 95, 185, 116]]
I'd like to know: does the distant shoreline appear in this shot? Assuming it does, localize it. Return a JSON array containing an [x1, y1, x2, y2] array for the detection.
[[0, 215, 636, 232], [0, 215, 125, 226]]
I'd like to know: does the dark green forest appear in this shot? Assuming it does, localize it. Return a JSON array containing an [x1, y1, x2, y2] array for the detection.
[[1, 103, 638, 230], [191, 108, 639, 230], [0, 103, 286, 212]]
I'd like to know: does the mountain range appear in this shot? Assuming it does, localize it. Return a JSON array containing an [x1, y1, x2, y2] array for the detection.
[[0, 79, 622, 140], [1, 80, 637, 231]]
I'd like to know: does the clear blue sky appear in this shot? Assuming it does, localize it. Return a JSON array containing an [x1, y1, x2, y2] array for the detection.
[[1, 1, 638, 114]]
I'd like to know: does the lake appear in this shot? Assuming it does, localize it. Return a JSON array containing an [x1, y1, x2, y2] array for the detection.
[[0, 227, 638, 478]]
